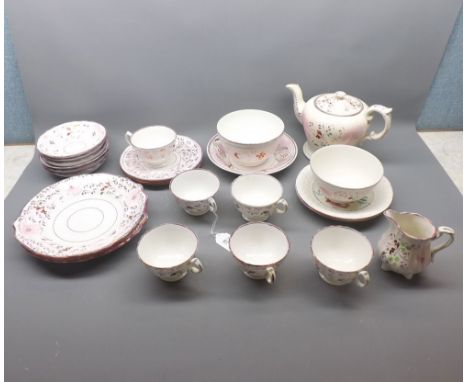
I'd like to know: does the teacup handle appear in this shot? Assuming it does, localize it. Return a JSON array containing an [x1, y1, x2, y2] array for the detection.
[[430, 226, 455, 260], [189, 257, 203, 274], [125, 131, 134, 147], [213, 137, 232, 167], [364, 105, 392, 141], [355, 270, 370, 287], [265, 266, 276, 284], [275, 199, 288, 215], [208, 197, 217, 213]]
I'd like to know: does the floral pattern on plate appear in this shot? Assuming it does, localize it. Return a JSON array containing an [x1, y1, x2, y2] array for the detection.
[[36, 121, 107, 158], [14, 173, 147, 262], [207, 133, 298, 175], [120, 135, 202, 185]]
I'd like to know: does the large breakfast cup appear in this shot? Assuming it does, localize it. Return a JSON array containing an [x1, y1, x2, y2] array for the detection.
[[309, 145, 384, 208], [216, 109, 285, 167]]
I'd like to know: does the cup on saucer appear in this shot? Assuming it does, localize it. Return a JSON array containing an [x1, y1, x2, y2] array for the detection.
[[231, 174, 288, 222], [228, 222, 289, 284], [170, 169, 220, 216], [309, 145, 383, 209], [138, 224, 203, 282], [311, 225, 372, 287], [125, 125, 177, 167], [215, 109, 284, 167]]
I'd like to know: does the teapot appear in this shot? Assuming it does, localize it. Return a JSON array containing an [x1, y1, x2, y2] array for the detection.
[[378, 209, 455, 279], [286, 84, 392, 156]]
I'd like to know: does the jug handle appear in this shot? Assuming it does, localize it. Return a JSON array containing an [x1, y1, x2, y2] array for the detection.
[[364, 105, 392, 141], [431, 226, 455, 260]]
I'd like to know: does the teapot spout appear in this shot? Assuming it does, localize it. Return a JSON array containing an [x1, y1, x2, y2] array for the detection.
[[286, 83, 305, 124]]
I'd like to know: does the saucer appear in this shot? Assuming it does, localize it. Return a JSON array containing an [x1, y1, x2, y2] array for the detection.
[[120, 135, 202, 186], [207, 133, 297, 175], [303, 142, 315, 159], [295, 165, 393, 222]]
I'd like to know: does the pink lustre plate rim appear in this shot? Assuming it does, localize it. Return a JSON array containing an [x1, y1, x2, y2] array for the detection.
[[36, 121, 107, 159], [13, 173, 148, 263], [206, 133, 298, 175], [295, 165, 393, 222], [119, 135, 203, 184]]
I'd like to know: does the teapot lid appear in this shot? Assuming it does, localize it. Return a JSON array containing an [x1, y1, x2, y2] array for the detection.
[[314, 91, 363, 116]]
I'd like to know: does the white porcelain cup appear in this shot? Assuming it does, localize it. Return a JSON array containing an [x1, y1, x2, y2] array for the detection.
[[170, 169, 220, 216], [231, 174, 288, 222], [311, 225, 373, 287], [229, 222, 289, 284], [137, 224, 202, 282], [216, 109, 284, 167], [125, 125, 177, 167], [309, 145, 383, 207]]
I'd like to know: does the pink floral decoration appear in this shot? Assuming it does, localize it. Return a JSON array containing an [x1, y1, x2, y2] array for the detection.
[[66, 184, 82, 196], [125, 189, 142, 207], [18, 221, 42, 237]]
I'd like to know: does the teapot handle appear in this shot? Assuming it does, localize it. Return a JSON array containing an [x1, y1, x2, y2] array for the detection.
[[364, 105, 392, 141], [431, 226, 455, 260]]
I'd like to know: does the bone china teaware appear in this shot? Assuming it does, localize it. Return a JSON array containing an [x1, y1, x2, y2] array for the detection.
[[217, 222, 289, 284], [170, 169, 220, 216], [125, 125, 177, 167], [138, 224, 203, 282], [120, 135, 203, 186], [207, 133, 298, 175], [231, 174, 288, 221], [14, 173, 148, 263], [295, 165, 393, 222], [215, 109, 285, 167], [378, 209, 455, 279], [311, 226, 372, 287], [310, 145, 383, 207], [286, 84, 392, 157]]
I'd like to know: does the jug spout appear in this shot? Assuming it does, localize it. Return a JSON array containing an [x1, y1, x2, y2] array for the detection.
[[383, 209, 401, 225], [286, 83, 305, 123], [383, 209, 436, 241]]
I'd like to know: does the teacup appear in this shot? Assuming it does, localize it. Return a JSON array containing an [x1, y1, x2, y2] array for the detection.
[[231, 174, 288, 222], [309, 144, 383, 207], [311, 225, 372, 287], [170, 169, 220, 216], [229, 222, 289, 284], [216, 109, 284, 167], [138, 224, 202, 282], [125, 125, 177, 167]]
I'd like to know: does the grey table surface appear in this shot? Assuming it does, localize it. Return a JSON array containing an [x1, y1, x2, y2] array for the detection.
[[4, 1, 462, 379], [5, 121, 462, 382]]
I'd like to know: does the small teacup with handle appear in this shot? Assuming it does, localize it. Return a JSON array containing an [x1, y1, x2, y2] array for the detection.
[[125, 125, 177, 167], [170, 169, 220, 216], [138, 224, 203, 282], [231, 174, 288, 222], [215, 222, 289, 285], [311, 225, 373, 287]]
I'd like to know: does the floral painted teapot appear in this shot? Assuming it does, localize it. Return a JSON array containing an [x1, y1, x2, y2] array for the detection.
[[378, 209, 455, 279], [286, 84, 392, 155]]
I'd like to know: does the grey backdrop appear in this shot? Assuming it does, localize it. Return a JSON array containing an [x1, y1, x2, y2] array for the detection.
[[5, 1, 463, 381]]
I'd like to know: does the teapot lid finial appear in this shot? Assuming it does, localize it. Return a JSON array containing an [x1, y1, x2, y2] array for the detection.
[[335, 91, 347, 99]]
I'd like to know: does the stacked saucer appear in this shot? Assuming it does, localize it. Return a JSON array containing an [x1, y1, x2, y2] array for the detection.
[[37, 121, 109, 177], [13, 173, 148, 263]]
